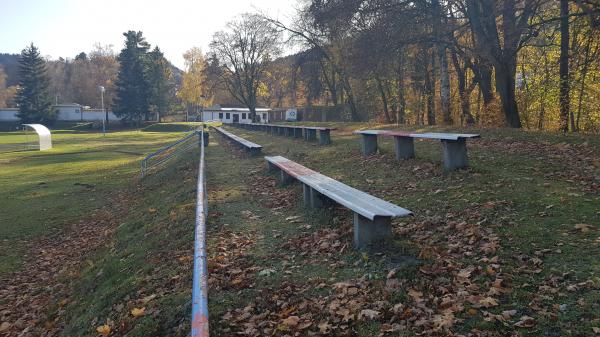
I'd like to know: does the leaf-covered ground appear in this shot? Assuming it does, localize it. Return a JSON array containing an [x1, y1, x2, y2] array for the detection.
[[205, 123, 599, 337], [0, 123, 598, 336]]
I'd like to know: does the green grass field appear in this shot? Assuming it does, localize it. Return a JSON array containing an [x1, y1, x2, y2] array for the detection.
[[0, 129, 186, 274], [0, 123, 598, 336]]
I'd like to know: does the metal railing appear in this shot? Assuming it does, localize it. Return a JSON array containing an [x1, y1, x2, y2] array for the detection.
[[140, 130, 199, 177], [191, 129, 209, 336]]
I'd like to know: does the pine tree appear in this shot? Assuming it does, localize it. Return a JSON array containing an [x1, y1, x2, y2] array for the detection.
[[147, 47, 174, 122], [16, 43, 54, 123], [113, 31, 151, 123]]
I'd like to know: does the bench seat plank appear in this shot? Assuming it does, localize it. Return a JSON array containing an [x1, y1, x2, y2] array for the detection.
[[354, 129, 479, 170], [354, 129, 479, 140], [266, 156, 412, 220], [215, 127, 262, 149]]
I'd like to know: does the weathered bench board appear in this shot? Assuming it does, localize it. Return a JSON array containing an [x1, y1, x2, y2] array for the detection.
[[235, 123, 335, 145], [265, 155, 412, 249], [354, 130, 480, 170], [213, 126, 262, 155]]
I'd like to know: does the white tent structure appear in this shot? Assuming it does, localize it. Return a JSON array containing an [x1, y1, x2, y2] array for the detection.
[[23, 124, 52, 151]]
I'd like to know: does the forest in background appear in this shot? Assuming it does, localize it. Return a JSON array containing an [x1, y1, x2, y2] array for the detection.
[[1, 1, 599, 132], [255, 0, 600, 132]]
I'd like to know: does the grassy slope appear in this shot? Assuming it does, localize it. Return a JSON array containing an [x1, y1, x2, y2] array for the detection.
[[208, 123, 599, 336], [58, 148, 201, 336], [0, 130, 184, 274], [1, 123, 598, 336]]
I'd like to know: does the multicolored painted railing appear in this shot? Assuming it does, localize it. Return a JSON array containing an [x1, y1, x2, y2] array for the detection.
[[140, 130, 199, 177], [191, 129, 209, 336]]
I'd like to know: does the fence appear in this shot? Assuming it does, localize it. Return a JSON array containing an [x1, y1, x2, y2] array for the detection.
[[140, 130, 200, 177], [191, 129, 209, 336]]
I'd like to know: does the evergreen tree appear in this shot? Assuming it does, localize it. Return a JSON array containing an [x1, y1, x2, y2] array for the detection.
[[113, 31, 151, 123], [16, 43, 54, 123], [147, 47, 174, 122]]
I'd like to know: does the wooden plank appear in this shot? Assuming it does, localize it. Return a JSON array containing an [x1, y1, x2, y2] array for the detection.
[[215, 127, 262, 148], [354, 129, 479, 141], [265, 156, 412, 220]]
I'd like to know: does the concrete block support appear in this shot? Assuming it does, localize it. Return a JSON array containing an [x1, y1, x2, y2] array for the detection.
[[280, 170, 294, 186], [353, 214, 392, 249], [441, 139, 468, 170], [248, 148, 262, 156], [393, 136, 414, 160], [294, 128, 303, 138], [319, 130, 331, 145], [267, 161, 278, 172], [309, 187, 324, 208], [302, 183, 311, 206], [286, 128, 294, 137], [306, 129, 317, 141], [361, 134, 378, 155]]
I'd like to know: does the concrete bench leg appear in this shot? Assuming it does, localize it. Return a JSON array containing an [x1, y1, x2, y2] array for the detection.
[[319, 130, 331, 145], [302, 183, 311, 206], [267, 161, 278, 172], [294, 128, 303, 138], [309, 187, 324, 208], [393, 136, 414, 160], [302, 184, 325, 208], [248, 148, 261, 156], [361, 134, 378, 155], [306, 129, 317, 141], [441, 139, 468, 170], [353, 214, 392, 249], [280, 170, 294, 186]]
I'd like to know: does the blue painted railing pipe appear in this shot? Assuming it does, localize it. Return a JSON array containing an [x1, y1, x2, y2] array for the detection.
[[191, 130, 209, 336]]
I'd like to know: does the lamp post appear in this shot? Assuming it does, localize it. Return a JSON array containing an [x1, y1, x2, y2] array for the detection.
[[99, 86, 105, 136]]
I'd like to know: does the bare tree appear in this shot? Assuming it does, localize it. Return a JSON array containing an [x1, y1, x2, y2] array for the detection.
[[210, 13, 281, 121]]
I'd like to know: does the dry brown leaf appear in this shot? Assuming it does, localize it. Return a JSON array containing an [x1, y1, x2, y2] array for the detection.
[[359, 309, 380, 320], [282, 316, 300, 327], [575, 223, 594, 232], [514, 315, 535, 328], [0, 322, 10, 332], [479, 297, 499, 308], [318, 321, 331, 334], [96, 324, 111, 335], [131, 307, 145, 317]]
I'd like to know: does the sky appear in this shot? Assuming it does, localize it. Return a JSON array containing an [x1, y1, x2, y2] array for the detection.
[[0, 0, 297, 69]]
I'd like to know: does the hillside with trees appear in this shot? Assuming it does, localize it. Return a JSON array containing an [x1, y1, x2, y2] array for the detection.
[[199, 1, 599, 132]]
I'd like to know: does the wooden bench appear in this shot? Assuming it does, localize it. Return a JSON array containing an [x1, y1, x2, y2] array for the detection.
[[265, 155, 413, 249], [354, 130, 480, 170], [236, 123, 336, 145], [213, 126, 262, 155]]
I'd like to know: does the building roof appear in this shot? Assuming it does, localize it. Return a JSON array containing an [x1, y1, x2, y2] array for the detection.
[[204, 107, 271, 112]]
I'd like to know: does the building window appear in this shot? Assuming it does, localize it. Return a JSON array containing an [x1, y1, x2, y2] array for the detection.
[[226, 113, 230, 119], [242, 113, 246, 119], [219, 112, 223, 119]]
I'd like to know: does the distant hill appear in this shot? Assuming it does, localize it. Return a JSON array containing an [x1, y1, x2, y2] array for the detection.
[[0, 53, 20, 86]]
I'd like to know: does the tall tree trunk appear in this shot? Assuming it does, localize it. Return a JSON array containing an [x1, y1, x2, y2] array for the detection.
[[433, 0, 451, 124], [376, 77, 392, 123], [425, 69, 435, 125], [396, 51, 406, 124], [495, 59, 521, 128], [576, 36, 592, 131], [451, 49, 475, 125], [559, 0, 570, 132]]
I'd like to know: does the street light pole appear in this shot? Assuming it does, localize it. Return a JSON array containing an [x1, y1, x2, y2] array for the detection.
[[99, 86, 105, 136]]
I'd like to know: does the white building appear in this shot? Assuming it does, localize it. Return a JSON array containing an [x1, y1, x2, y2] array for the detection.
[[0, 104, 119, 122], [200, 106, 271, 124]]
